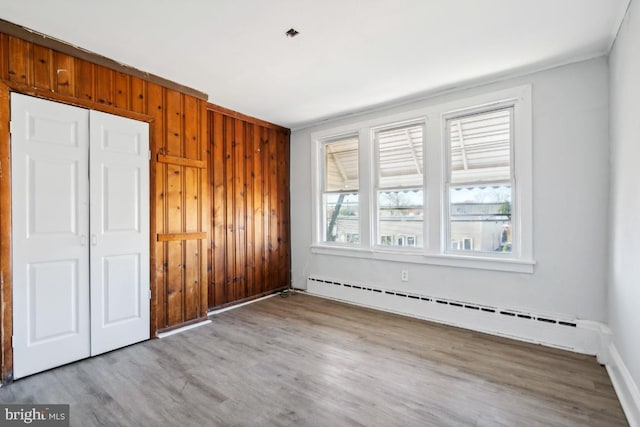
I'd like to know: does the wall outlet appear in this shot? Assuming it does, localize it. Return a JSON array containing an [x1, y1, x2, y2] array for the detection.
[[401, 270, 409, 282]]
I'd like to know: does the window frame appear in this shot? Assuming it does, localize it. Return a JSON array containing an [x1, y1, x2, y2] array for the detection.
[[310, 85, 534, 273], [372, 120, 426, 251]]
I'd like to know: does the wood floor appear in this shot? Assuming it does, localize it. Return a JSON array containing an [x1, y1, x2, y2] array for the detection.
[[0, 293, 628, 426]]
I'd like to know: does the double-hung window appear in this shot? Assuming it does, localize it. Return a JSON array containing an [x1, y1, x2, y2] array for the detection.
[[374, 122, 424, 248], [445, 107, 514, 254], [321, 135, 359, 244]]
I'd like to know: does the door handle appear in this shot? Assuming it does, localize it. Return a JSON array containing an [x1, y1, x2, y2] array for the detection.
[[91, 235, 98, 246], [80, 235, 87, 246]]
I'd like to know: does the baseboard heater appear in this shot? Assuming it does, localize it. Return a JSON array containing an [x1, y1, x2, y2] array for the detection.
[[306, 276, 604, 356]]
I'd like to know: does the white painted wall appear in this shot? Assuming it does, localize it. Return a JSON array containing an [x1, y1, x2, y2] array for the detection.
[[291, 57, 610, 322], [609, 0, 640, 416]]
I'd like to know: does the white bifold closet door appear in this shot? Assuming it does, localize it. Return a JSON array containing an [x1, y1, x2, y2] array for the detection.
[[11, 93, 150, 379]]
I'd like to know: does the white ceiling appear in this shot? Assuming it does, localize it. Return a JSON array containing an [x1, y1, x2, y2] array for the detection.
[[0, 0, 631, 129]]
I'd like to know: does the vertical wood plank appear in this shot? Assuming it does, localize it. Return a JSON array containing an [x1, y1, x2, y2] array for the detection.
[[130, 77, 146, 114], [53, 52, 76, 96], [94, 66, 114, 105], [184, 167, 199, 233], [244, 124, 255, 298], [224, 115, 236, 304], [166, 139, 184, 322], [166, 240, 184, 325], [261, 126, 272, 291], [32, 45, 53, 90], [114, 72, 130, 110], [268, 128, 279, 290], [252, 124, 265, 296], [75, 60, 94, 101], [166, 164, 183, 233], [234, 119, 246, 300], [211, 112, 226, 308], [183, 96, 199, 160], [7, 36, 30, 85], [165, 90, 182, 157], [207, 111, 215, 308], [184, 239, 199, 320], [278, 130, 291, 288], [147, 82, 165, 331], [183, 163, 200, 320], [198, 100, 209, 316]]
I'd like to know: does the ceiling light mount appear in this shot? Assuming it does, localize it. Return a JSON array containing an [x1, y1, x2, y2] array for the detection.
[[285, 28, 299, 38]]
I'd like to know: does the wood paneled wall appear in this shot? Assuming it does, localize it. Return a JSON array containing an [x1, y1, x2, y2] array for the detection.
[[208, 105, 291, 308], [0, 28, 209, 381]]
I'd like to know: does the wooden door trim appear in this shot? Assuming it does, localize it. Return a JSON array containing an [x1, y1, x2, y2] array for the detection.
[[3, 81, 154, 123], [0, 83, 13, 381]]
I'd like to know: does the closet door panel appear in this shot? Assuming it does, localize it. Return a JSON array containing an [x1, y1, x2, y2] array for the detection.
[[11, 93, 90, 379], [89, 110, 150, 356]]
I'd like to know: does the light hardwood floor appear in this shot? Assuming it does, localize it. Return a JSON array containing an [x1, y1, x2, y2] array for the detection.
[[0, 293, 628, 426]]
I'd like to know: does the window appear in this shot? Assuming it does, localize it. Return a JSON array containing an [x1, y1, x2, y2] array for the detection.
[[446, 107, 513, 254], [321, 136, 359, 244], [311, 85, 533, 273], [374, 123, 424, 248], [380, 235, 393, 246]]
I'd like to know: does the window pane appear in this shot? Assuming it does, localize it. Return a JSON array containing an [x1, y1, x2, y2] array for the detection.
[[378, 190, 423, 248], [448, 108, 512, 184], [449, 186, 512, 252], [324, 192, 359, 243], [324, 137, 359, 192], [377, 124, 423, 188]]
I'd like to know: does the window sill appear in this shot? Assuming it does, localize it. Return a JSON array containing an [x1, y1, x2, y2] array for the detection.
[[310, 245, 535, 274]]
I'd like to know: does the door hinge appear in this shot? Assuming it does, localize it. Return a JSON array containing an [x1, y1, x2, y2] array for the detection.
[[1, 271, 4, 287], [148, 150, 151, 161], [9, 121, 13, 135], [149, 288, 152, 300]]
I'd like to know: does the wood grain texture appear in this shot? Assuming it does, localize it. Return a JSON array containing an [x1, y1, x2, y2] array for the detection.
[[0, 19, 207, 100], [157, 154, 205, 168], [53, 52, 76, 96], [0, 294, 628, 426], [113, 72, 129, 110], [244, 123, 255, 297], [33, 45, 53, 91], [0, 30, 210, 381], [210, 110, 226, 308], [94, 66, 114, 106], [208, 106, 290, 308], [157, 232, 206, 242], [7, 36, 30, 85], [0, 85, 12, 381]]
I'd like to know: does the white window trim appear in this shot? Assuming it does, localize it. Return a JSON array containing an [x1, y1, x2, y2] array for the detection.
[[310, 85, 534, 274]]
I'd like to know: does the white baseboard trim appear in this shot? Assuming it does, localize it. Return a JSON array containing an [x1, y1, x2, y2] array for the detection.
[[306, 276, 603, 356], [606, 343, 640, 427]]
